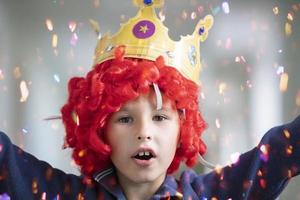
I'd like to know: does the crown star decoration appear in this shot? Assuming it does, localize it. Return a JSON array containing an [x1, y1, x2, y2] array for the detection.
[[92, 0, 214, 84]]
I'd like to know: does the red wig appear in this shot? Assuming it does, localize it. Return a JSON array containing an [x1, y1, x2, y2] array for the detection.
[[61, 46, 207, 177]]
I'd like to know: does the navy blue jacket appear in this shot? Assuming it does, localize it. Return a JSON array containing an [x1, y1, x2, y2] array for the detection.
[[0, 116, 299, 199]]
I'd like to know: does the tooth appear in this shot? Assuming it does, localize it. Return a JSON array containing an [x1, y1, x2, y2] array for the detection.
[[138, 152, 144, 156], [145, 152, 150, 156]]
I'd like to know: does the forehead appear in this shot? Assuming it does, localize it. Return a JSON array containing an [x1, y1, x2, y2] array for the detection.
[[120, 90, 175, 111]]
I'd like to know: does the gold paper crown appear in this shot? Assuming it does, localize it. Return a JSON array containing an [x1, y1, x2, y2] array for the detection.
[[92, 0, 213, 84]]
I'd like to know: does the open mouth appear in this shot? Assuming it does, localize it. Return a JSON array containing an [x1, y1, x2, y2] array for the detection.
[[133, 151, 155, 160]]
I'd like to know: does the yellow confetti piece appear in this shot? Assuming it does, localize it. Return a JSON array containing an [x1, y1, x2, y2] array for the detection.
[[13, 67, 21, 79], [52, 34, 58, 48], [287, 12, 294, 21], [273, 6, 279, 15], [296, 90, 300, 107], [32, 179, 38, 194], [285, 22, 292, 37], [45, 19, 53, 31], [279, 72, 289, 92], [218, 82, 227, 95], [283, 129, 291, 139], [20, 81, 29, 102]]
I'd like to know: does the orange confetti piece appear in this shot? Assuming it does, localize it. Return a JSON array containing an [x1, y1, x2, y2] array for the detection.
[[279, 73, 289, 92], [286, 145, 293, 155], [283, 129, 291, 139]]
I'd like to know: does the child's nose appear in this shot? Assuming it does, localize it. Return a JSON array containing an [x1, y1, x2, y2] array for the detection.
[[136, 121, 153, 141]]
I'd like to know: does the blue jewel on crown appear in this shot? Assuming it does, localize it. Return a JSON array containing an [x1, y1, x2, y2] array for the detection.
[[144, 0, 153, 5], [199, 26, 205, 35]]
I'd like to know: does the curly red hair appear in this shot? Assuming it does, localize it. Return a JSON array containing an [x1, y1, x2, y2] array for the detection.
[[61, 46, 207, 177]]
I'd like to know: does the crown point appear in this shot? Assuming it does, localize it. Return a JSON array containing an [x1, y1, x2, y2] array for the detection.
[[143, 0, 153, 5]]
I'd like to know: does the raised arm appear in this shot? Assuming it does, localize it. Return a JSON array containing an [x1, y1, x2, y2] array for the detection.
[[0, 132, 92, 200], [180, 115, 300, 199]]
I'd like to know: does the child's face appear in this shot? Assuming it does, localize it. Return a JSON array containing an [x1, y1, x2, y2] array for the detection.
[[106, 91, 180, 186]]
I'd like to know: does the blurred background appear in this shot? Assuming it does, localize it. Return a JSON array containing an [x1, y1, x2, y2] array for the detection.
[[0, 0, 299, 198]]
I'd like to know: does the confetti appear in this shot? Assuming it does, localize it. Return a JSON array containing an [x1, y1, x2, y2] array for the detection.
[[283, 129, 291, 139], [222, 1, 230, 14], [285, 22, 292, 37], [276, 66, 284, 75], [13, 67, 22, 79], [0, 69, 4, 80], [211, 6, 221, 15], [52, 34, 58, 48], [45, 19, 54, 31], [279, 72, 289, 92], [215, 118, 221, 128], [159, 10, 165, 22], [218, 82, 227, 95], [22, 128, 28, 134], [197, 5, 204, 14], [53, 74, 60, 83], [287, 12, 294, 21], [230, 152, 240, 164], [70, 33, 79, 46], [272, 6, 279, 15], [181, 10, 188, 20], [32, 179, 38, 194], [286, 145, 293, 155], [296, 90, 300, 107], [20, 81, 29, 102], [93, 0, 100, 8], [0, 193, 11, 200], [68, 21, 77, 32], [41, 192, 47, 200], [225, 37, 232, 49], [191, 11, 197, 20]]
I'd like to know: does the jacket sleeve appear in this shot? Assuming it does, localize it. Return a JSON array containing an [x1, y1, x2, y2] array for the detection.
[[0, 131, 87, 200], [186, 115, 300, 200]]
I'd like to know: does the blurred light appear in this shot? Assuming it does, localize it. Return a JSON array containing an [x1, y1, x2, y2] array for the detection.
[[218, 82, 227, 95], [70, 33, 79, 46], [68, 21, 77, 32], [197, 5, 204, 14], [54, 74, 60, 83], [287, 12, 294, 21], [230, 152, 240, 164], [13, 67, 22, 79], [52, 34, 58, 48], [285, 22, 292, 36], [181, 10, 188, 20], [45, 19, 54, 31], [273, 6, 279, 15], [191, 11, 197, 20], [20, 81, 29, 102], [225, 37, 232, 49], [93, 0, 100, 8], [22, 128, 28, 134], [279, 73, 289, 92], [296, 90, 300, 107], [159, 10, 165, 22], [0, 69, 4, 80], [276, 66, 284, 75], [222, 2, 230, 14], [215, 118, 221, 128], [211, 6, 221, 15]]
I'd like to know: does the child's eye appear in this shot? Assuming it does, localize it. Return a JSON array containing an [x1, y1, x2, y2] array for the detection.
[[117, 116, 133, 123], [152, 115, 168, 121]]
